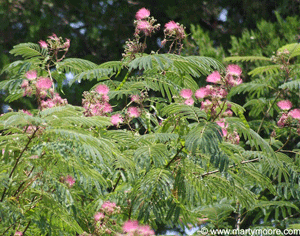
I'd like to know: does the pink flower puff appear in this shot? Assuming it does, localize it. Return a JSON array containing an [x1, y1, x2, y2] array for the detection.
[[289, 109, 300, 120], [95, 84, 109, 95], [206, 71, 221, 84], [184, 98, 194, 106], [216, 119, 228, 136], [131, 94, 141, 103], [21, 80, 29, 88], [39, 40, 48, 48], [65, 175, 75, 187], [137, 20, 150, 31], [111, 114, 123, 126], [94, 212, 105, 221], [36, 77, 52, 90], [277, 113, 288, 127], [165, 21, 179, 31], [180, 89, 193, 99], [101, 201, 116, 214], [226, 64, 242, 77], [277, 100, 292, 110], [14, 232, 23, 236], [123, 220, 155, 236], [25, 70, 37, 80], [103, 102, 113, 113], [127, 107, 141, 118], [195, 87, 210, 99], [135, 8, 150, 20], [64, 38, 70, 49], [123, 220, 139, 233]]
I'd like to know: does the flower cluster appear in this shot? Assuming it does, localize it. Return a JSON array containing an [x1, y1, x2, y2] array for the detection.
[[41, 93, 68, 109], [110, 93, 145, 126], [162, 21, 185, 42], [161, 20, 185, 53], [82, 84, 113, 117], [127, 107, 141, 118], [93, 201, 121, 235], [120, 220, 155, 236], [277, 99, 300, 127], [271, 49, 290, 64], [216, 119, 240, 144], [21, 70, 38, 96], [21, 70, 67, 110], [38, 34, 70, 64], [178, 65, 243, 144], [64, 175, 76, 188], [134, 8, 160, 37], [123, 8, 160, 59], [39, 33, 70, 52], [111, 114, 124, 126], [195, 64, 243, 114]]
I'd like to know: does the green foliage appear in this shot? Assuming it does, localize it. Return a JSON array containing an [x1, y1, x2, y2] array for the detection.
[[2, 16, 300, 234]]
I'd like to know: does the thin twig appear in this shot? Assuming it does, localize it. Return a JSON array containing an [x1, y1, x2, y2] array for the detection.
[[201, 158, 259, 177]]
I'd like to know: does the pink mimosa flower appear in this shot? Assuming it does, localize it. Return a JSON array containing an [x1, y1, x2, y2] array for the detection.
[[25, 70, 37, 80], [102, 94, 109, 102], [36, 77, 52, 90], [184, 98, 194, 106], [48, 33, 59, 41], [14, 232, 23, 236], [289, 109, 300, 120], [180, 89, 193, 99], [111, 114, 123, 126], [131, 94, 140, 103], [95, 84, 109, 95], [138, 225, 155, 235], [227, 75, 243, 86], [65, 175, 75, 187], [277, 100, 292, 110], [206, 71, 221, 83], [39, 40, 48, 48], [137, 20, 150, 31], [216, 119, 228, 136], [103, 102, 113, 113], [216, 120, 226, 128], [165, 21, 179, 31], [123, 220, 139, 232], [94, 212, 105, 221], [277, 113, 288, 127], [227, 64, 242, 76], [21, 80, 29, 88], [135, 8, 150, 20], [101, 201, 116, 214], [195, 87, 209, 99], [128, 107, 141, 118], [64, 38, 70, 49]]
